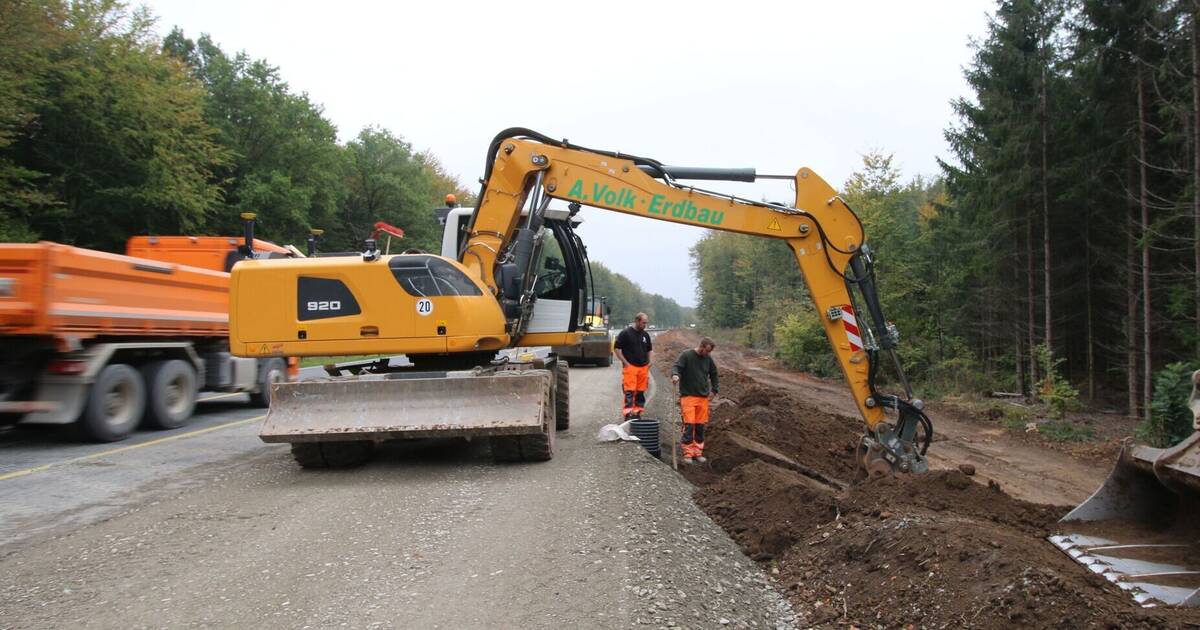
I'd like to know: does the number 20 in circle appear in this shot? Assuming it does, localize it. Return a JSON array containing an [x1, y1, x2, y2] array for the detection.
[[416, 298, 433, 316]]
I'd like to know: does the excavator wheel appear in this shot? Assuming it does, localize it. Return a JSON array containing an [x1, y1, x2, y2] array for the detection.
[[491, 379, 555, 462], [289, 441, 374, 469], [554, 361, 570, 431], [490, 430, 555, 462]]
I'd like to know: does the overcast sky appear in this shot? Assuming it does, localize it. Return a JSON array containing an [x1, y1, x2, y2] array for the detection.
[[144, 0, 995, 308]]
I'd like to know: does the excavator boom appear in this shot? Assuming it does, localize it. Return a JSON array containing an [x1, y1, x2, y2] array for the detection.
[[462, 129, 930, 474]]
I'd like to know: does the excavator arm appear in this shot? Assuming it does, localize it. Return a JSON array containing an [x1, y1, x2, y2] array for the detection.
[[464, 129, 931, 475]]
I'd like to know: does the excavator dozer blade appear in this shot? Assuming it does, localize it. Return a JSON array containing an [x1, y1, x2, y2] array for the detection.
[[1049, 432, 1200, 607], [259, 371, 551, 443]]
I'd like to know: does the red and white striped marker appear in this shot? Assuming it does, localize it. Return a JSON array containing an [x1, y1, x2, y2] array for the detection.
[[840, 305, 863, 352]]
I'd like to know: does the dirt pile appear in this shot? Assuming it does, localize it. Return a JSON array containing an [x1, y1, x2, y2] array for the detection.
[[681, 368, 862, 488], [653, 331, 1200, 628]]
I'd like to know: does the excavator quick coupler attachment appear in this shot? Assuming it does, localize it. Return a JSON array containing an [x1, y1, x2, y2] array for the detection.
[[857, 400, 930, 478]]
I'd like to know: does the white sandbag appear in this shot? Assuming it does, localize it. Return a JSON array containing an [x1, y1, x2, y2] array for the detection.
[[597, 419, 640, 442]]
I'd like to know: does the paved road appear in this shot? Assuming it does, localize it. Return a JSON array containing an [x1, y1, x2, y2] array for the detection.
[[0, 362, 796, 629], [0, 364, 351, 544]]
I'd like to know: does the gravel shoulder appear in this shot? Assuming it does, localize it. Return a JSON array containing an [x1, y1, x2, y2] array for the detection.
[[1, 362, 795, 629]]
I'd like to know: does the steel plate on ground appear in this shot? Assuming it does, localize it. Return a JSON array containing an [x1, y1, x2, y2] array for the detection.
[[259, 371, 550, 442]]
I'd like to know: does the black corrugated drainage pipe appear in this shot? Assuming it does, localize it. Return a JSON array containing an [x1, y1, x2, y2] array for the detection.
[[629, 418, 661, 459]]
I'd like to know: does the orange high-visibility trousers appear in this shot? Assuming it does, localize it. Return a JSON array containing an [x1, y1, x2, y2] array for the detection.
[[680, 395, 709, 457], [622, 363, 650, 416]]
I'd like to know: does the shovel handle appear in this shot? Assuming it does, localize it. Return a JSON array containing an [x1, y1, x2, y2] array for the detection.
[[672, 382, 681, 471]]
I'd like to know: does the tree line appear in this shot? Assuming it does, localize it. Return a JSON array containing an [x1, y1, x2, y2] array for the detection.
[[0, 0, 470, 253], [0, 0, 688, 330], [692, 0, 1200, 441], [590, 261, 692, 329]]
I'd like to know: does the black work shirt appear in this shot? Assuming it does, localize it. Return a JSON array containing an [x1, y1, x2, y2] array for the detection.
[[672, 349, 719, 397], [614, 327, 652, 367]]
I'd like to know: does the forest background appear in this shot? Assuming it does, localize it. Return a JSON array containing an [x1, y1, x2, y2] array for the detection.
[[4, 0, 1199, 441], [0, 0, 689, 327]]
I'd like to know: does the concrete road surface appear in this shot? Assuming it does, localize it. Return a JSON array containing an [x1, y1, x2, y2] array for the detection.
[[0, 363, 795, 629]]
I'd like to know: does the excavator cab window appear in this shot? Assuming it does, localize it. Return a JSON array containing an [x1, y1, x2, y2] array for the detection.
[[531, 218, 589, 331], [389, 255, 484, 297], [533, 233, 569, 299]]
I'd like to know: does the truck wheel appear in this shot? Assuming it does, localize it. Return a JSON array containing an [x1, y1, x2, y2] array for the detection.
[[249, 359, 286, 408], [289, 441, 374, 468], [79, 364, 146, 442], [0, 380, 36, 425], [141, 360, 197, 429], [555, 361, 570, 431]]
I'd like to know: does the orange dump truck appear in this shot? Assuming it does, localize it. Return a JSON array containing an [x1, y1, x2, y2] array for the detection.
[[0, 233, 298, 441]]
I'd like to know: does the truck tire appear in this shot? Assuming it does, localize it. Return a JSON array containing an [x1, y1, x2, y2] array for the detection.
[[289, 441, 374, 468], [555, 361, 570, 431], [249, 358, 286, 408], [140, 360, 198, 429], [79, 364, 146, 442]]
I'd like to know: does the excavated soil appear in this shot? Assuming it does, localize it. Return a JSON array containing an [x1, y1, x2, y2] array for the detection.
[[654, 332, 1200, 628]]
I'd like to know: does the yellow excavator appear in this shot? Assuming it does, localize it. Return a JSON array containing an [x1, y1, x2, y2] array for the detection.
[[227, 128, 932, 472]]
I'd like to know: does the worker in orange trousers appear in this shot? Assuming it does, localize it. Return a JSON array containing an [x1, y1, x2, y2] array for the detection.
[[615, 313, 653, 418], [671, 337, 719, 464]]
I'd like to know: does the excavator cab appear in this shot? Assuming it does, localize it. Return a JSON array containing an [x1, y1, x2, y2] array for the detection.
[[1050, 376, 1200, 607], [524, 210, 590, 335], [245, 204, 591, 464]]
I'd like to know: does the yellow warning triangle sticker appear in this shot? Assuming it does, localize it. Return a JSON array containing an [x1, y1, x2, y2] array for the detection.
[[767, 218, 782, 231]]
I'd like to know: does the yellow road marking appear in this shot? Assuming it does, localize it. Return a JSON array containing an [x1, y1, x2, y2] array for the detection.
[[0, 414, 266, 483], [197, 392, 243, 402]]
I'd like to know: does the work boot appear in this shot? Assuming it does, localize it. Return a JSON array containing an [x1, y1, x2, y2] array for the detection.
[[682, 457, 694, 465]]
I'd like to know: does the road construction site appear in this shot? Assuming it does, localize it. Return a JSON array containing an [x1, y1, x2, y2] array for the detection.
[[652, 330, 1200, 628], [1, 330, 1196, 628], [0, 353, 794, 629]]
